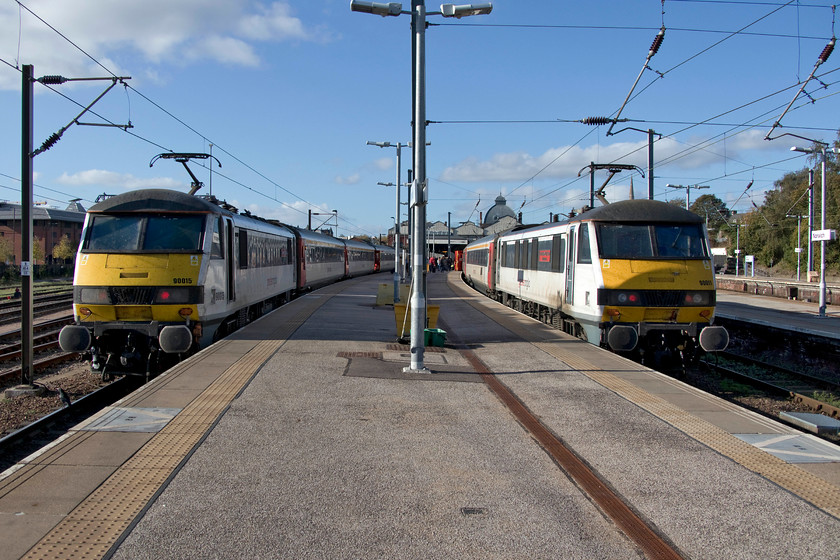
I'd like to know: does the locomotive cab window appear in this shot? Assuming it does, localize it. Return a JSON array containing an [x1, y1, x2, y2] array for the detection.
[[597, 223, 707, 259], [84, 214, 205, 252]]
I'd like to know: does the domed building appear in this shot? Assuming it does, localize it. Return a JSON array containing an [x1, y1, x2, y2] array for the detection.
[[482, 195, 518, 233]]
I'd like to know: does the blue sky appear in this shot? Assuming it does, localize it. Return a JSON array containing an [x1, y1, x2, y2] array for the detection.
[[1, 0, 838, 239]]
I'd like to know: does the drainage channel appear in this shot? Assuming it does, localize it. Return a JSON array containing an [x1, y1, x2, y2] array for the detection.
[[437, 318, 684, 560]]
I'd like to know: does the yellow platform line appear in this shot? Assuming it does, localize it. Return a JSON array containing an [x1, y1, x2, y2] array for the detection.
[[446, 274, 840, 520], [23, 287, 343, 560]]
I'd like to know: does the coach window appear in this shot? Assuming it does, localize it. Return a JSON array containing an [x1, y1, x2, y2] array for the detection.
[[238, 229, 248, 269], [578, 224, 592, 264], [504, 242, 515, 268], [552, 235, 566, 272], [537, 239, 552, 271]]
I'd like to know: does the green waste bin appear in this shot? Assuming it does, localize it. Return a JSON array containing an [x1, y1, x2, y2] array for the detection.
[[424, 328, 447, 347]]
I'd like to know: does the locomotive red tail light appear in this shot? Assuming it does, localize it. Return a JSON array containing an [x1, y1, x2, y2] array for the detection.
[[154, 287, 192, 304], [617, 292, 640, 304]]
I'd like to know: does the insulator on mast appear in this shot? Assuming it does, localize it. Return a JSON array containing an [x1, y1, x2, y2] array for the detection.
[[581, 116, 612, 126], [37, 75, 68, 85], [819, 37, 835, 64], [649, 27, 665, 57]]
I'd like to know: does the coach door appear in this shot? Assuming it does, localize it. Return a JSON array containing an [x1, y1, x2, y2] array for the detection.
[[565, 226, 576, 304], [226, 218, 235, 302]]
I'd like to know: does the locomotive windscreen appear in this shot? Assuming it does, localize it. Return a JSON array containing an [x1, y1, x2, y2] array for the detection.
[[85, 214, 205, 252], [598, 223, 707, 259]]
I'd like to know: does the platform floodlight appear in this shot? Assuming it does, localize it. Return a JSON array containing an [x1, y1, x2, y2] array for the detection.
[[350, 1, 402, 16], [441, 3, 492, 17]]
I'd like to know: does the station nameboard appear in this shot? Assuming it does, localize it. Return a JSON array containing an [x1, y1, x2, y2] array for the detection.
[[811, 229, 837, 242]]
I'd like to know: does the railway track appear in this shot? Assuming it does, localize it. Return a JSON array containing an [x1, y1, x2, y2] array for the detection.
[[699, 351, 840, 427], [0, 315, 78, 385]]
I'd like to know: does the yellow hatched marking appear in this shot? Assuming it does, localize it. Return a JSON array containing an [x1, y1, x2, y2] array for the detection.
[[445, 274, 840, 519], [23, 339, 282, 560], [24, 283, 343, 559], [541, 343, 840, 520]]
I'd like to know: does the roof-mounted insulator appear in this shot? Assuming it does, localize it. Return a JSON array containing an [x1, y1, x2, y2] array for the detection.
[[819, 37, 835, 64], [581, 116, 612, 126], [37, 75, 68, 85], [649, 27, 665, 58]]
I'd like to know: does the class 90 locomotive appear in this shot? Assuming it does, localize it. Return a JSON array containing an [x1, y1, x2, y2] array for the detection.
[[59, 189, 383, 380], [463, 199, 728, 365]]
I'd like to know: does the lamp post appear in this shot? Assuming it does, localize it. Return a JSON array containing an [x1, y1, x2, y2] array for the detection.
[[791, 145, 838, 317], [352, 0, 492, 373], [311, 210, 338, 237], [665, 183, 710, 209], [369, 140, 407, 303], [786, 213, 805, 281]]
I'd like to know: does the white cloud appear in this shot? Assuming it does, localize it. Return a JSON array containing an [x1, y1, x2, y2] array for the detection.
[[334, 173, 361, 185], [374, 157, 393, 171], [57, 169, 182, 190], [439, 130, 784, 184], [0, 1, 325, 89], [185, 36, 260, 67], [238, 3, 309, 41]]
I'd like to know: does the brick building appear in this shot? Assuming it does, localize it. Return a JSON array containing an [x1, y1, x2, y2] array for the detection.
[[0, 201, 86, 264]]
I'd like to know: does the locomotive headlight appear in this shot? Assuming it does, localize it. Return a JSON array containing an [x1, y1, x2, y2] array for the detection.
[[178, 307, 193, 318], [79, 307, 93, 317], [684, 292, 710, 305], [79, 287, 111, 304], [154, 287, 191, 304], [616, 292, 641, 305]]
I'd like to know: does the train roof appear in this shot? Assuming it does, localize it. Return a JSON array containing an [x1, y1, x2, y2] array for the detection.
[[574, 199, 703, 224], [90, 189, 221, 214]]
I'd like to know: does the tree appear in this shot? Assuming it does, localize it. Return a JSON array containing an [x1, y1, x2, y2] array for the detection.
[[32, 236, 44, 264], [690, 194, 731, 235], [52, 235, 77, 263], [0, 236, 12, 264]]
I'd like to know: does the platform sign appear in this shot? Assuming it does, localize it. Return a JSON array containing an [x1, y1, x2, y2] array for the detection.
[[811, 229, 837, 242]]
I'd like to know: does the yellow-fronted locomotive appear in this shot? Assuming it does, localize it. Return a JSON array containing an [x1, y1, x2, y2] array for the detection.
[[463, 199, 728, 365], [59, 189, 386, 379]]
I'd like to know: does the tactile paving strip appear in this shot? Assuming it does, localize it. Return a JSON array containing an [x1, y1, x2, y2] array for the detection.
[[446, 275, 840, 520], [22, 287, 342, 560], [539, 342, 840, 520]]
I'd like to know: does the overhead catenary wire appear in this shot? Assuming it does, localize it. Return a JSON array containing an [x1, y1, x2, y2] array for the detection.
[[7, 0, 378, 236]]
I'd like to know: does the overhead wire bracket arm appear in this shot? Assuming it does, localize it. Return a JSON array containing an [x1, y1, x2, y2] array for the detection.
[[765, 36, 835, 141], [32, 75, 133, 156], [606, 26, 665, 137]]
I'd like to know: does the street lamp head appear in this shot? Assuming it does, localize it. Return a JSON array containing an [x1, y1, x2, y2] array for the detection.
[[790, 146, 813, 154], [350, 1, 402, 16], [367, 141, 392, 147], [377, 182, 395, 187], [441, 3, 492, 17]]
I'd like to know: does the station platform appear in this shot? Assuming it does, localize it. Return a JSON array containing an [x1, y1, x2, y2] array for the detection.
[[716, 290, 840, 340], [2, 272, 840, 559]]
